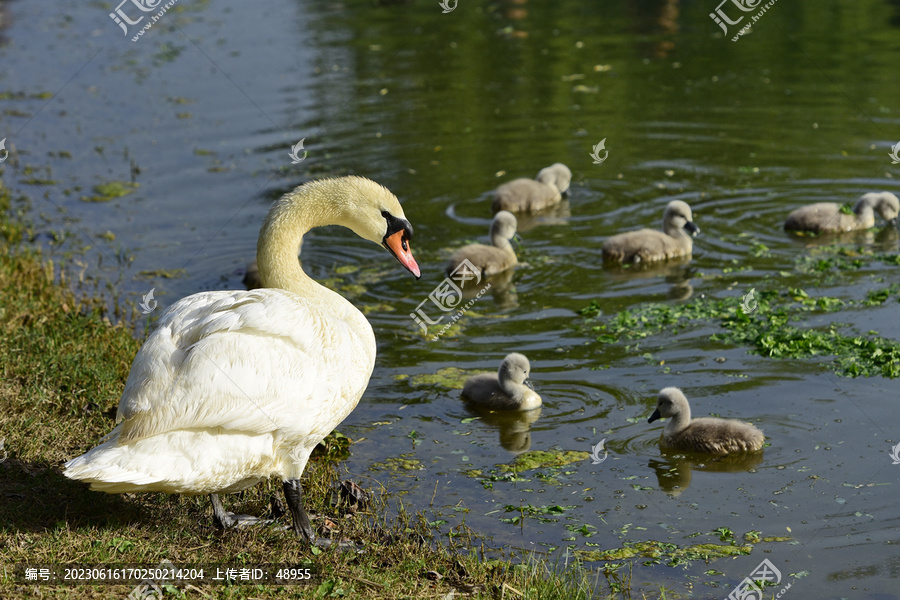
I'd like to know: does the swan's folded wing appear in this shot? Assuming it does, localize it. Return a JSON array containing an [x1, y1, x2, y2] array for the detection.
[[115, 289, 374, 443]]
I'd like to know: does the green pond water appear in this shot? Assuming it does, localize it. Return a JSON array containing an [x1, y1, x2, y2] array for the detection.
[[2, 0, 900, 597]]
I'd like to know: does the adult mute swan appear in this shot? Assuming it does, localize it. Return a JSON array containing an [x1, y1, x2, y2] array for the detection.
[[492, 163, 572, 213], [647, 387, 764, 455], [784, 192, 900, 233], [63, 176, 420, 541], [602, 200, 700, 264]]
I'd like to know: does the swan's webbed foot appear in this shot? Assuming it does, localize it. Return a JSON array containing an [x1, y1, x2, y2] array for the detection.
[[283, 479, 314, 542], [209, 493, 272, 529]]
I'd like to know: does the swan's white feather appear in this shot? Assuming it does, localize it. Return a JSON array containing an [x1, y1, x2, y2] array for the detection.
[[63, 287, 375, 494]]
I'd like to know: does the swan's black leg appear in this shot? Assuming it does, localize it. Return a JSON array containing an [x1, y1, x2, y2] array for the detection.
[[210, 493, 268, 529], [283, 479, 314, 542], [210, 493, 235, 529]]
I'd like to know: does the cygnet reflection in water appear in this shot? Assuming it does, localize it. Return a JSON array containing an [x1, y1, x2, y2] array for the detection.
[[464, 406, 543, 454], [602, 257, 695, 301], [648, 450, 765, 497]]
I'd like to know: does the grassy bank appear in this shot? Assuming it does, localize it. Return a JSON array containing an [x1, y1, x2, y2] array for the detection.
[[0, 183, 665, 599]]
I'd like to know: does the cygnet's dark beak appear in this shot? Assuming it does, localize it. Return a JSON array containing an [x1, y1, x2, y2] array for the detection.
[[648, 408, 662, 423], [684, 221, 701, 237], [889, 217, 898, 227]]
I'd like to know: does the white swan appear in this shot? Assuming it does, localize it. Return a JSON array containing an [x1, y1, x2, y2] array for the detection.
[[63, 176, 421, 541]]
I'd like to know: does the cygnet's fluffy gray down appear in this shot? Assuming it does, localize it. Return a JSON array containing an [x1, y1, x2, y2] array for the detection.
[[461, 353, 542, 411], [446, 211, 518, 279], [492, 163, 572, 213], [648, 387, 764, 455], [602, 200, 700, 263], [784, 192, 900, 233]]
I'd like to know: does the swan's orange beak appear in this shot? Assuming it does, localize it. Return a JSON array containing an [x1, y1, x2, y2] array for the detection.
[[384, 229, 421, 279]]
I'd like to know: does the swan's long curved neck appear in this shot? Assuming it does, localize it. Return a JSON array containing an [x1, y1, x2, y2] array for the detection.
[[499, 376, 528, 400], [491, 234, 515, 253], [256, 180, 358, 296], [666, 407, 692, 434], [499, 376, 518, 397], [664, 220, 691, 240], [853, 199, 875, 222]]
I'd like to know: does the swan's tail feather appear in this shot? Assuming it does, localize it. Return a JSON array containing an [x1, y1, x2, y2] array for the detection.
[[62, 429, 280, 494], [63, 442, 168, 492]]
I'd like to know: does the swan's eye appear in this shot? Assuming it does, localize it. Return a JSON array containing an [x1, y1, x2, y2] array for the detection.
[[382, 210, 414, 239], [402, 239, 408, 251]]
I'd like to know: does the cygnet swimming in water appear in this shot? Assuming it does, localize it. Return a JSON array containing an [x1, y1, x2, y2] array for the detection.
[[647, 387, 764, 455], [784, 192, 900, 234], [446, 211, 518, 279], [602, 200, 700, 263], [461, 353, 541, 411], [492, 163, 572, 213]]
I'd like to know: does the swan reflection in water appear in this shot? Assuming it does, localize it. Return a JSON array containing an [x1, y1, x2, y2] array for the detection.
[[649, 449, 764, 497], [602, 257, 695, 301], [464, 406, 543, 454]]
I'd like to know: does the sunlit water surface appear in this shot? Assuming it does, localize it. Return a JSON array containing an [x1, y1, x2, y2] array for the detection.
[[2, 0, 900, 597]]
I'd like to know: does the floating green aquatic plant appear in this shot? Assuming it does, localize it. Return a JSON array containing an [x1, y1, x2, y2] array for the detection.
[[501, 504, 576, 525], [581, 286, 900, 378], [81, 181, 139, 203], [136, 268, 186, 279], [497, 450, 590, 473], [575, 540, 753, 567], [370, 455, 423, 472], [403, 367, 487, 389]]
